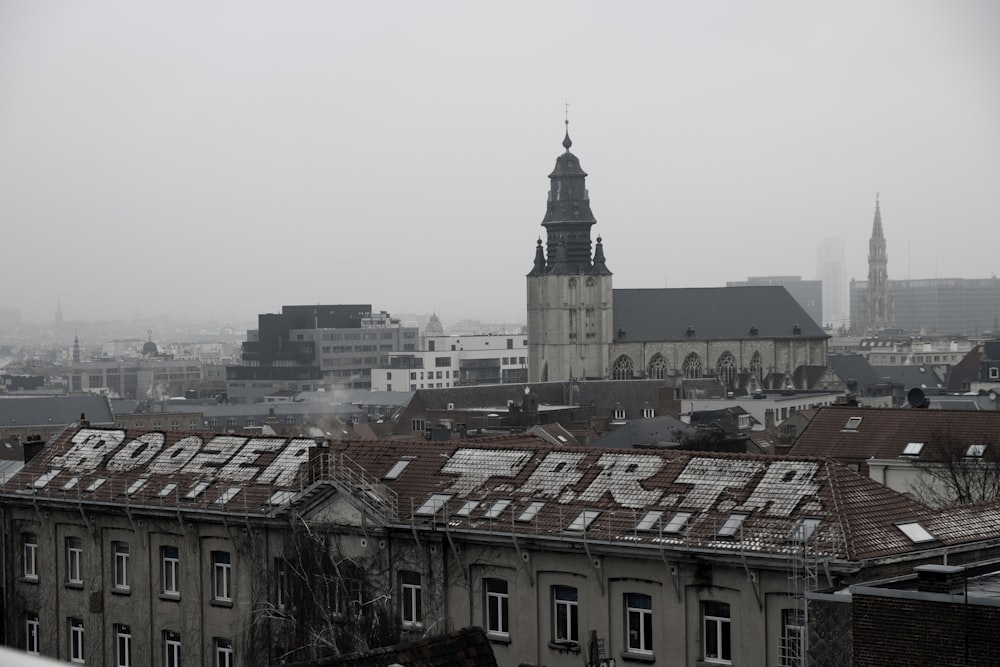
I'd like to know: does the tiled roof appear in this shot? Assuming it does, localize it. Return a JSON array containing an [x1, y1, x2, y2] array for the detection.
[[790, 405, 1000, 462], [8, 424, 1000, 564]]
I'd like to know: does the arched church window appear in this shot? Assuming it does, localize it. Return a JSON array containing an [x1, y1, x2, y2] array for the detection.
[[682, 353, 702, 379], [749, 351, 763, 382], [612, 355, 634, 380], [648, 354, 667, 380], [716, 351, 737, 387]]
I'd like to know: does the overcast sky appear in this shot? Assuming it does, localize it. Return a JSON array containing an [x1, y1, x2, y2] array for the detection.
[[1, 1, 997, 325]]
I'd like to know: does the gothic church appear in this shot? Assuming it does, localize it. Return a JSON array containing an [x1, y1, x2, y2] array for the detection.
[[526, 125, 829, 389]]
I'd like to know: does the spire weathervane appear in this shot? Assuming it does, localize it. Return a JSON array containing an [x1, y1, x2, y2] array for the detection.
[[562, 100, 572, 151]]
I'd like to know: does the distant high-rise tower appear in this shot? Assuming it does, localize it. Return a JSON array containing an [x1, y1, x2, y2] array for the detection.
[[865, 195, 892, 331], [526, 122, 612, 382], [816, 238, 845, 329], [72, 334, 80, 364]]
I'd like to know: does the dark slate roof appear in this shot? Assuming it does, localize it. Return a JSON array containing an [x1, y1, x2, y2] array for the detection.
[[828, 354, 886, 388], [287, 626, 498, 667], [789, 405, 1000, 462], [591, 415, 693, 449], [612, 286, 827, 342], [0, 395, 114, 427], [872, 365, 945, 392]]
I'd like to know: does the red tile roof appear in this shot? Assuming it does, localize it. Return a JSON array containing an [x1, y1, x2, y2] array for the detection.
[[5, 425, 998, 564]]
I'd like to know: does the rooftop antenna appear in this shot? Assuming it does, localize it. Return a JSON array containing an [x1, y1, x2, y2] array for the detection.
[[563, 100, 572, 151]]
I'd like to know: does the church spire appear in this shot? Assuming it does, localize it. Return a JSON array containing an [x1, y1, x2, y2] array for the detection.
[[530, 121, 608, 276], [866, 194, 891, 331]]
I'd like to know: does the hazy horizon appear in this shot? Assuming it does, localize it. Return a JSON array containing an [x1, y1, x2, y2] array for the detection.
[[2, 1, 997, 325]]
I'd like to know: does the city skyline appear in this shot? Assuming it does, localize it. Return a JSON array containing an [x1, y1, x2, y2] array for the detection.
[[1, 1, 998, 324]]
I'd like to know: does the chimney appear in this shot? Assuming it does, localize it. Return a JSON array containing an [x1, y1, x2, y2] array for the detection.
[[23, 434, 45, 463], [914, 564, 966, 595], [79, 413, 90, 428]]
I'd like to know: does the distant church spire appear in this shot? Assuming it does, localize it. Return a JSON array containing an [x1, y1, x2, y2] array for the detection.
[[72, 333, 80, 364], [866, 194, 891, 331]]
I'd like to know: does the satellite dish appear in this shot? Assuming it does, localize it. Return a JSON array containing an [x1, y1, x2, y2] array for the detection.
[[989, 391, 997, 402], [907, 387, 928, 409]]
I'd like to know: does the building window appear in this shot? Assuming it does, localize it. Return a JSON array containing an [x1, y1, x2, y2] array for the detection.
[[213, 551, 232, 602], [113, 542, 130, 591], [749, 351, 763, 381], [647, 354, 667, 380], [612, 355, 634, 380], [162, 546, 179, 597], [26, 614, 39, 655], [642, 407, 655, 419], [115, 624, 132, 667], [164, 631, 181, 667], [66, 537, 83, 585], [703, 601, 731, 664], [613, 407, 626, 421], [22, 533, 38, 580], [411, 418, 425, 432], [990, 366, 999, 379], [275, 558, 286, 608], [215, 638, 233, 667], [683, 352, 703, 379], [400, 571, 422, 628], [716, 351, 737, 387], [552, 585, 579, 645], [485, 578, 510, 638], [625, 592, 653, 655], [69, 618, 85, 664], [779, 608, 805, 667]]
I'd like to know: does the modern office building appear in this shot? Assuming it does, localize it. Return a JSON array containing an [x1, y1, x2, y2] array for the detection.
[[226, 305, 419, 401], [850, 277, 1000, 335], [816, 238, 846, 330]]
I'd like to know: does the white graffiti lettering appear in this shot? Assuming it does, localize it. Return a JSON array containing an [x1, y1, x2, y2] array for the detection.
[[106, 433, 165, 472], [575, 453, 664, 508], [674, 458, 765, 510], [443, 449, 533, 495]]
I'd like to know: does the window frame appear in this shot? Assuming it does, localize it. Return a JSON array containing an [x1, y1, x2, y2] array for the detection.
[[485, 578, 510, 639], [625, 592, 654, 655], [66, 537, 83, 585], [215, 637, 233, 667], [552, 585, 580, 646], [779, 608, 805, 667], [702, 601, 732, 664], [212, 551, 232, 603], [69, 618, 85, 664], [113, 541, 130, 591], [23, 533, 38, 581], [26, 614, 40, 655], [162, 545, 180, 597], [115, 623, 132, 667], [400, 570, 422, 628], [163, 630, 181, 667]]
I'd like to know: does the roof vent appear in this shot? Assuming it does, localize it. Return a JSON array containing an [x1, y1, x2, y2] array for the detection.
[[748, 325, 759, 336], [686, 326, 695, 338], [792, 324, 802, 335]]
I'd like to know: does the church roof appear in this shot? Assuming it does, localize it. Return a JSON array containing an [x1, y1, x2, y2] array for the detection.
[[612, 286, 827, 342]]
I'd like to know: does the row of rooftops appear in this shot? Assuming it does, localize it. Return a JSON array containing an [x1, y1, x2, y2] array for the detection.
[[5, 418, 1000, 564]]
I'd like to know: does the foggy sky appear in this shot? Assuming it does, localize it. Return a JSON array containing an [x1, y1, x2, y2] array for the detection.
[[1, 1, 998, 325]]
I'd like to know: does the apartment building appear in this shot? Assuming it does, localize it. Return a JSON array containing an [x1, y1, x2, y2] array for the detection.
[[5, 424, 1000, 666]]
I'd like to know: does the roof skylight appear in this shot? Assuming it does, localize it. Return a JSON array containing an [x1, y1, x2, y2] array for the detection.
[[454, 500, 480, 517], [414, 493, 453, 516], [85, 478, 107, 493], [843, 417, 863, 431], [517, 500, 546, 522], [902, 442, 924, 456], [484, 498, 512, 519], [214, 487, 242, 505], [126, 478, 149, 496], [156, 483, 178, 498], [184, 481, 210, 499], [662, 510, 695, 534], [383, 457, 415, 480], [966, 444, 987, 458], [268, 490, 296, 506], [896, 521, 936, 543], [567, 509, 601, 531], [61, 477, 80, 491], [716, 512, 749, 538], [635, 510, 664, 531], [32, 470, 60, 489]]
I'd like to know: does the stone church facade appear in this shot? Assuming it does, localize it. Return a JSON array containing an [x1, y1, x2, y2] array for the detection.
[[527, 127, 828, 387]]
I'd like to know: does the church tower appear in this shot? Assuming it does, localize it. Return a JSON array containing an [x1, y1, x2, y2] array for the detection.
[[865, 195, 892, 331], [526, 122, 612, 382]]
